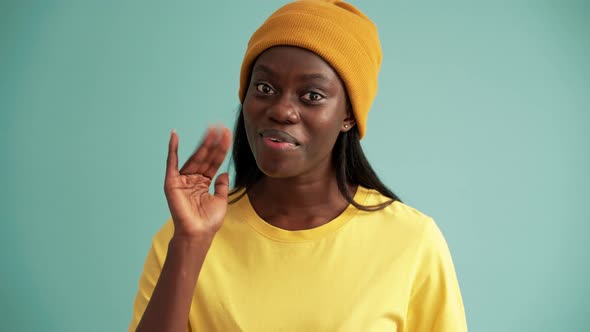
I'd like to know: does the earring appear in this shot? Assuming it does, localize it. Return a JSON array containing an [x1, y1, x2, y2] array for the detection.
[[344, 124, 349, 129]]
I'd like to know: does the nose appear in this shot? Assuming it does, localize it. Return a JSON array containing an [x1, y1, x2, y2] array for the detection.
[[267, 94, 299, 124]]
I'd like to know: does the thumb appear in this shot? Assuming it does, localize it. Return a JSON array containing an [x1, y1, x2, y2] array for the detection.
[[213, 172, 230, 200]]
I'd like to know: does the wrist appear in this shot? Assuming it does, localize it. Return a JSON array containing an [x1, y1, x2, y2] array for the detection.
[[170, 231, 215, 248]]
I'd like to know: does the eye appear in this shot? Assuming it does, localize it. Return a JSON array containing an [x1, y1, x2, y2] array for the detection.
[[301, 92, 325, 102], [256, 83, 276, 95]]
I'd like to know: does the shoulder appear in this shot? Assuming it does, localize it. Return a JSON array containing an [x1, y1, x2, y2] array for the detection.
[[153, 218, 175, 241], [354, 187, 456, 262], [357, 186, 438, 239], [360, 186, 459, 271], [149, 219, 175, 258]]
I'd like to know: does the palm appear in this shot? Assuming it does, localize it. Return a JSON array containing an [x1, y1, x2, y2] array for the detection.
[[164, 127, 232, 237]]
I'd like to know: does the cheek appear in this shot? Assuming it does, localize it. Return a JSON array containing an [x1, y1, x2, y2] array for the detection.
[[242, 92, 257, 127], [241, 96, 267, 159], [309, 107, 346, 134], [306, 108, 346, 152], [242, 111, 257, 152], [242, 88, 263, 121], [304, 119, 341, 155]]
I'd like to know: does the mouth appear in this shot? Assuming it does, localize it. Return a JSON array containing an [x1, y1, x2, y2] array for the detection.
[[259, 129, 300, 150]]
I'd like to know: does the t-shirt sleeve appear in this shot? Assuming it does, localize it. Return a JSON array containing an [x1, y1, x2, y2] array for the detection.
[[405, 219, 468, 331], [127, 220, 180, 332]]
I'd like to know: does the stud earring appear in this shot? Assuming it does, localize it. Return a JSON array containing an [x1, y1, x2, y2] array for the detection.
[[344, 124, 349, 129]]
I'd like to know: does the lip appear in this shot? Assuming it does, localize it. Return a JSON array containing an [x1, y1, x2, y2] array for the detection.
[[258, 129, 300, 151], [259, 129, 300, 145]]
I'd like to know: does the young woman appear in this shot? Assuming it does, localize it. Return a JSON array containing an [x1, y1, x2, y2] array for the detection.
[[129, 1, 467, 331]]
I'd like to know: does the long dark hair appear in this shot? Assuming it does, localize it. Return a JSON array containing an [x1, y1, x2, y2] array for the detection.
[[228, 109, 402, 211]]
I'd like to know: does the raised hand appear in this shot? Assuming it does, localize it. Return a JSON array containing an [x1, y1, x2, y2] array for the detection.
[[164, 126, 232, 239]]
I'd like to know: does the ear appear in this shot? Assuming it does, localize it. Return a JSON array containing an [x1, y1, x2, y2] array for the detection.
[[341, 103, 356, 132]]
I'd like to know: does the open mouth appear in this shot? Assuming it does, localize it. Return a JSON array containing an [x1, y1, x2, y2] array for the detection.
[[259, 129, 300, 146], [259, 129, 300, 150]]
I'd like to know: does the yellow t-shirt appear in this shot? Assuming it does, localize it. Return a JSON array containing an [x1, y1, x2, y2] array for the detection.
[[129, 186, 467, 331]]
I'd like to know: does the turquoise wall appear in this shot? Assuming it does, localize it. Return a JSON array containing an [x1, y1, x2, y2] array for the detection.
[[2, 1, 588, 331]]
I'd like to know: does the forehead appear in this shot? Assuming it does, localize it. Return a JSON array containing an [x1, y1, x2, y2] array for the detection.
[[252, 46, 341, 81]]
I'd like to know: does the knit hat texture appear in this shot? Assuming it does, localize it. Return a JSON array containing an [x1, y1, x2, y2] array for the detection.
[[238, 0, 382, 138]]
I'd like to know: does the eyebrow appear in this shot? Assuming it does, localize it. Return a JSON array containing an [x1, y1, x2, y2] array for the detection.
[[253, 64, 331, 83]]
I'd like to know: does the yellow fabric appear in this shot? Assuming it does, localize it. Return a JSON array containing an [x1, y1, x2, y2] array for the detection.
[[129, 187, 467, 331], [238, 0, 382, 138]]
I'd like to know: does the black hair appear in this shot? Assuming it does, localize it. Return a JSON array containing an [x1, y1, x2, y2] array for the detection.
[[228, 109, 401, 211]]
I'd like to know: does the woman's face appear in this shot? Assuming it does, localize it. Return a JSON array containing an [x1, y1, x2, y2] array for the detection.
[[242, 46, 354, 179]]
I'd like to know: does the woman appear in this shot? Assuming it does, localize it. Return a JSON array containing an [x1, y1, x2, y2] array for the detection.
[[129, 1, 467, 331]]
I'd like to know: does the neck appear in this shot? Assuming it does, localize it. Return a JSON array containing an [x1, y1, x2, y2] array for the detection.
[[248, 169, 355, 231]]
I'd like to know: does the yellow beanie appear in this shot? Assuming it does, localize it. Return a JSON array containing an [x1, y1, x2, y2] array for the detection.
[[238, 0, 382, 139]]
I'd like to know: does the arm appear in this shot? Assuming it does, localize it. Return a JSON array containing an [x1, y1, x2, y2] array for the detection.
[[134, 234, 213, 332], [129, 127, 232, 332], [405, 219, 468, 331]]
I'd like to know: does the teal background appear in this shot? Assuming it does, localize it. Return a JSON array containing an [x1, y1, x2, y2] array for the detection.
[[2, 0, 589, 331]]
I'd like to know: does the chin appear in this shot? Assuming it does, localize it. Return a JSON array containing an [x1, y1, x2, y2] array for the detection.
[[256, 162, 298, 179]]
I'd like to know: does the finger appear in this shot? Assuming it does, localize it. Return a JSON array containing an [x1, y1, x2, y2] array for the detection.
[[195, 126, 227, 176], [202, 127, 232, 179], [218, 126, 233, 150], [166, 129, 179, 178], [179, 126, 216, 175], [181, 126, 231, 178], [213, 172, 230, 200]]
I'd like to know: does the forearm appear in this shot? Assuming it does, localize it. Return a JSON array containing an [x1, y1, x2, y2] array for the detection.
[[136, 234, 213, 332]]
